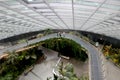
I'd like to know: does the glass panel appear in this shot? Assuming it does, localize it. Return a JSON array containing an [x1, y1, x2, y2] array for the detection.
[[113, 17, 120, 21], [3, 0, 20, 5], [79, 0, 105, 3], [102, 4, 120, 10], [28, 3, 47, 7], [75, 0, 100, 7], [24, 0, 43, 3], [106, 0, 120, 5], [36, 9, 52, 12], [48, 0, 71, 3]]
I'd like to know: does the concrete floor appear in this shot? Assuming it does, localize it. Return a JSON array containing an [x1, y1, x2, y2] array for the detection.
[[105, 61, 120, 80], [19, 47, 59, 80], [19, 47, 89, 80]]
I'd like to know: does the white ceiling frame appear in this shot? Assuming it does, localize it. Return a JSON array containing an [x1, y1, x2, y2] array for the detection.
[[18, 0, 65, 29]]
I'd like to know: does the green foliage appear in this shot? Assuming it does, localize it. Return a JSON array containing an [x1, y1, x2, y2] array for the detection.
[[36, 33, 44, 38], [56, 62, 79, 80], [103, 45, 120, 65], [44, 28, 53, 36], [47, 62, 89, 80], [0, 46, 43, 80], [79, 75, 89, 80], [42, 38, 88, 62], [69, 31, 80, 36], [7, 51, 19, 65], [17, 39, 26, 44], [0, 73, 14, 80]]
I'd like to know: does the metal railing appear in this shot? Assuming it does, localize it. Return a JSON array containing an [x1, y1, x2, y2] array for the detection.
[[52, 57, 61, 76]]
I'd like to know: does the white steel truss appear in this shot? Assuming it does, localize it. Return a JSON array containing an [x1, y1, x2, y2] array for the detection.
[[0, 0, 120, 39]]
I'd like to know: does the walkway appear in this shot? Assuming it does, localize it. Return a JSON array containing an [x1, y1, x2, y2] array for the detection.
[[0, 33, 103, 80], [19, 47, 59, 80], [98, 45, 120, 80]]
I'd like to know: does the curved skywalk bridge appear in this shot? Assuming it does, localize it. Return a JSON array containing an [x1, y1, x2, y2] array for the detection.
[[0, 33, 103, 80]]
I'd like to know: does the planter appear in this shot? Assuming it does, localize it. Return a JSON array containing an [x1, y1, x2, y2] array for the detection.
[[24, 66, 34, 76], [36, 54, 46, 64]]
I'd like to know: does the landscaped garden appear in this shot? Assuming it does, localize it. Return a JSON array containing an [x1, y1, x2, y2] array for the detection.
[[48, 62, 88, 80], [0, 45, 44, 80], [41, 38, 88, 62], [0, 37, 88, 80], [103, 45, 120, 66]]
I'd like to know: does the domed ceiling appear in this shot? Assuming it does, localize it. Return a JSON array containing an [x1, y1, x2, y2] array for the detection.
[[0, 0, 120, 39]]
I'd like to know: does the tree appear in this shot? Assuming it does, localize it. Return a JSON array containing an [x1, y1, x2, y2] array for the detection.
[[7, 51, 18, 65], [54, 62, 79, 80]]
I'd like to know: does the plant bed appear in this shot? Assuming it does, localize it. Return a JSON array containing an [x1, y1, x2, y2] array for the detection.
[[41, 38, 88, 62], [0, 37, 88, 80], [48, 61, 89, 80], [24, 65, 34, 76], [0, 45, 44, 80], [103, 45, 120, 68], [36, 54, 46, 64]]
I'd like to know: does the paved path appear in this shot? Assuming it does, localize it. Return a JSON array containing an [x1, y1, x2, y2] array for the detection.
[[65, 34, 103, 80], [98, 45, 120, 80], [19, 47, 59, 80], [19, 47, 88, 80], [0, 33, 103, 80]]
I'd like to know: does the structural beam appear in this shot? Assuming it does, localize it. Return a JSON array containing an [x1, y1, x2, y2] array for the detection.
[[0, 2, 56, 29], [72, 0, 75, 29], [79, 0, 107, 29], [44, 0, 70, 29], [18, 0, 64, 29]]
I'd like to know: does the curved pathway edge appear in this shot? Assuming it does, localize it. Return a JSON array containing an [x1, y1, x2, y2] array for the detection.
[[0, 33, 103, 80]]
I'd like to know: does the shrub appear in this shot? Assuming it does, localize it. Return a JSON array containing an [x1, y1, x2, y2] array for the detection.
[[103, 45, 120, 65], [0, 46, 43, 80]]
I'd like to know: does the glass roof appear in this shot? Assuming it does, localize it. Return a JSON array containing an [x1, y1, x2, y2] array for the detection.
[[0, 0, 120, 40]]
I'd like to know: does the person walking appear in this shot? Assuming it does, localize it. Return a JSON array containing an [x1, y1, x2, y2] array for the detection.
[[62, 32, 65, 37], [26, 39, 28, 46]]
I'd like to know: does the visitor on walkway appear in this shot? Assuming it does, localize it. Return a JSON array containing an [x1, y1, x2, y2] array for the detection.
[[57, 32, 59, 37], [26, 39, 28, 46], [62, 32, 65, 37], [57, 32, 60, 37], [58, 32, 61, 37]]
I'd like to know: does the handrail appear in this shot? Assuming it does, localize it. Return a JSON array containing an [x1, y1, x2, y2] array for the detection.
[[52, 57, 61, 76]]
